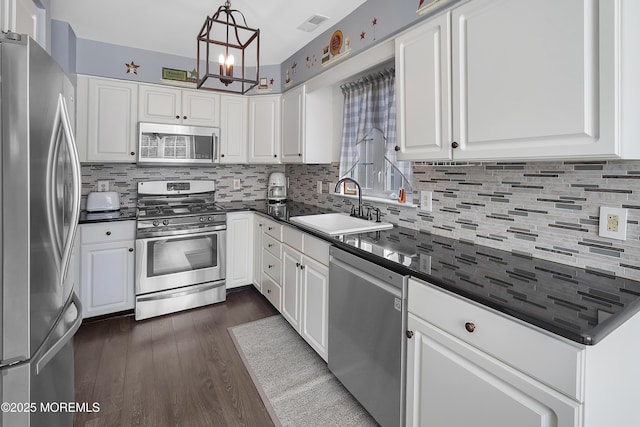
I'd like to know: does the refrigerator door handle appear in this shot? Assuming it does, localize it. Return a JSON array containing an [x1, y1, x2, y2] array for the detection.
[[58, 94, 82, 284], [35, 292, 82, 375], [46, 93, 81, 283]]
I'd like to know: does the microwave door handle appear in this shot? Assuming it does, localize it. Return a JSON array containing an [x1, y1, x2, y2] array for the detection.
[[214, 132, 219, 162]]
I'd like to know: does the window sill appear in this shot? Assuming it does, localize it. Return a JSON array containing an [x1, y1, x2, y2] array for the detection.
[[332, 192, 417, 208]]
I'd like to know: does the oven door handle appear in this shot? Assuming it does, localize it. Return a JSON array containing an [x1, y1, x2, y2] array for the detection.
[[136, 281, 225, 302], [136, 228, 226, 243]]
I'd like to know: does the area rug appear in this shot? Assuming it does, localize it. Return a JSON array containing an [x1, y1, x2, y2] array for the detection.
[[229, 315, 378, 427]]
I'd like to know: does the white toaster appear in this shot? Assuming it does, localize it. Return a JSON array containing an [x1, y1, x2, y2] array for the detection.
[[86, 191, 121, 212]]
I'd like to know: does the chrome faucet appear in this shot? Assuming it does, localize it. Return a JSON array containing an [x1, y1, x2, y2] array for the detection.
[[335, 177, 365, 219]]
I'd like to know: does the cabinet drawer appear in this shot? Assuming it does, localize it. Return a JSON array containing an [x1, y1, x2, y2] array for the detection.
[[262, 234, 282, 258], [263, 219, 283, 240], [262, 273, 281, 311], [81, 221, 135, 244], [408, 278, 585, 401], [282, 225, 303, 252], [262, 249, 281, 283], [303, 234, 330, 266]]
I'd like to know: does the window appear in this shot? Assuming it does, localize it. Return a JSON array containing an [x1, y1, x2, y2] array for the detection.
[[339, 67, 411, 200]]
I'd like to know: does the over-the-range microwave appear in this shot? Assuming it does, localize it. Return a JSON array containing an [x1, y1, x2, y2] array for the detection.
[[138, 122, 220, 165]]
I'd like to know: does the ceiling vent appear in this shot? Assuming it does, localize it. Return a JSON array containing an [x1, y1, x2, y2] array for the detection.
[[297, 14, 329, 32]]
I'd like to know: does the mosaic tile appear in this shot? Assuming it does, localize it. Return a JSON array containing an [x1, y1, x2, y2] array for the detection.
[[285, 160, 640, 282]]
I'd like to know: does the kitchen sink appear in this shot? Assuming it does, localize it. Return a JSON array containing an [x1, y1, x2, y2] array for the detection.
[[289, 212, 393, 236]]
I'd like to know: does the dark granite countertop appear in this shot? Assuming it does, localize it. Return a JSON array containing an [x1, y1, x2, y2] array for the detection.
[[219, 200, 640, 345], [79, 208, 137, 224]]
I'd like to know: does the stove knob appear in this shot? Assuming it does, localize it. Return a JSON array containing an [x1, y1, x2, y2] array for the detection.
[[207, 216, 213, 221], [200, 217, 206, 222], [152, 220, 160, 227], [162, 219, 169, 226]]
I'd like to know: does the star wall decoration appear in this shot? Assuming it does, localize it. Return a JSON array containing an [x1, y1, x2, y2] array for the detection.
[[372, 17, 378, 40], [189, 68, 198, 79], [125, 61, 140, 74], [306, 54, 317, 69], [360, 31, 366, 40]]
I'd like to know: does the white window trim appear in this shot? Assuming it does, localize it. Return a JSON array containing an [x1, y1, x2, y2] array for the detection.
[[331, 191, 417, 208]]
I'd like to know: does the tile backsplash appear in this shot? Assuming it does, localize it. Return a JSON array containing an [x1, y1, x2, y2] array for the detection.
[[81, 163, 285, 208], [286, 161, 640, 281]]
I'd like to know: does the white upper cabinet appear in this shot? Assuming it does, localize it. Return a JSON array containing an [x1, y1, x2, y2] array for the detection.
[[281, 85, 334, 164], [397, 0, 640, 161], [138, 84, 220, 127], [2, 0, 41, 44], [219, 94, 248, 163], [248, 95, 281, 163], [76, 75, 138, 163], [396, 12, 451, 161], [14, 0, 38, 41], [182, 90, 220, 127], [281, 85, 305, 163]]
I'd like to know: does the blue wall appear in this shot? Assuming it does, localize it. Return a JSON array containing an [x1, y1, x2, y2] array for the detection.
[[52, 0, 458, 92], [51, 19, 76, 74], [279, 0, 457, 89]]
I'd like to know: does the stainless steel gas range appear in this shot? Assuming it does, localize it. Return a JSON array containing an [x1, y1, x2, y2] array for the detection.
[[134, 180, 226, 320]]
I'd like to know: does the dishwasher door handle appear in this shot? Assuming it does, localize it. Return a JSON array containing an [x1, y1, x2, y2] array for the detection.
[[330, 257, 403, 298]]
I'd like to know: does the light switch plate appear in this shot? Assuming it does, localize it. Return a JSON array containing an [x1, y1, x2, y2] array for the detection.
[[598, 206, 627, 240], [420, 191, 433, 212]]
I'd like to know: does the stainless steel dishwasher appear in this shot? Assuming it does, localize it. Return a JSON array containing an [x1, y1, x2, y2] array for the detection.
[[328, 246, 408, 427]]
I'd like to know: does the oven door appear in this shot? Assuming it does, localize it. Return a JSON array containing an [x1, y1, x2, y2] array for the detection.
[[135, 230, 226, 295]]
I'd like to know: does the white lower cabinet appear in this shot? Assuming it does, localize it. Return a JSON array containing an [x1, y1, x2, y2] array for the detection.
[[226, 212, 254, 289], [407, 278, 583, 427], [406, 313, 581, 427], [259, 216, 283, 308], [282, 246, 302, 331], [407, 276, 640, 427], [253, 215, 329, 361], [79, 221, 135, 318], [280, 227, 329, 361], [252, 215, 264, 291], [299, 254, 329, 360]]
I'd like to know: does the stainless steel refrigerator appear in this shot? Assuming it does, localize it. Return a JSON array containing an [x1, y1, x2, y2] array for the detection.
[[0, 33, 82, 426]]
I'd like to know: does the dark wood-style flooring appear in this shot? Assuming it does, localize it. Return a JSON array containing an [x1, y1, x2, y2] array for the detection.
[[73, 287, 279, 427]]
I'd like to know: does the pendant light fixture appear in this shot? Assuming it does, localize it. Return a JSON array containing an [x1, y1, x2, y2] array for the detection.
[[197, 1, 260, 94]]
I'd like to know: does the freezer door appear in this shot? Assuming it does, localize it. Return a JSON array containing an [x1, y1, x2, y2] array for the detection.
[[0, 293, 81, 427]]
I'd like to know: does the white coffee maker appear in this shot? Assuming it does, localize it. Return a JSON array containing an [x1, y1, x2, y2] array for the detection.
[[268, 172, 287, 215]]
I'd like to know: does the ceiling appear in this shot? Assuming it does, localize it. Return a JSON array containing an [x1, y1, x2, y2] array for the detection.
[[50, 0, 368, 66]]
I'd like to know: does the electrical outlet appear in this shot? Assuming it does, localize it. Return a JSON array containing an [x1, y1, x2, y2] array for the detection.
[[599, 207, 627, 240], [317, 181, 323, 194], [97, 180, 109, 192], [419, 254, 432, 274], [232, 179, 241, 190], [420, 191, 433, 212]]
